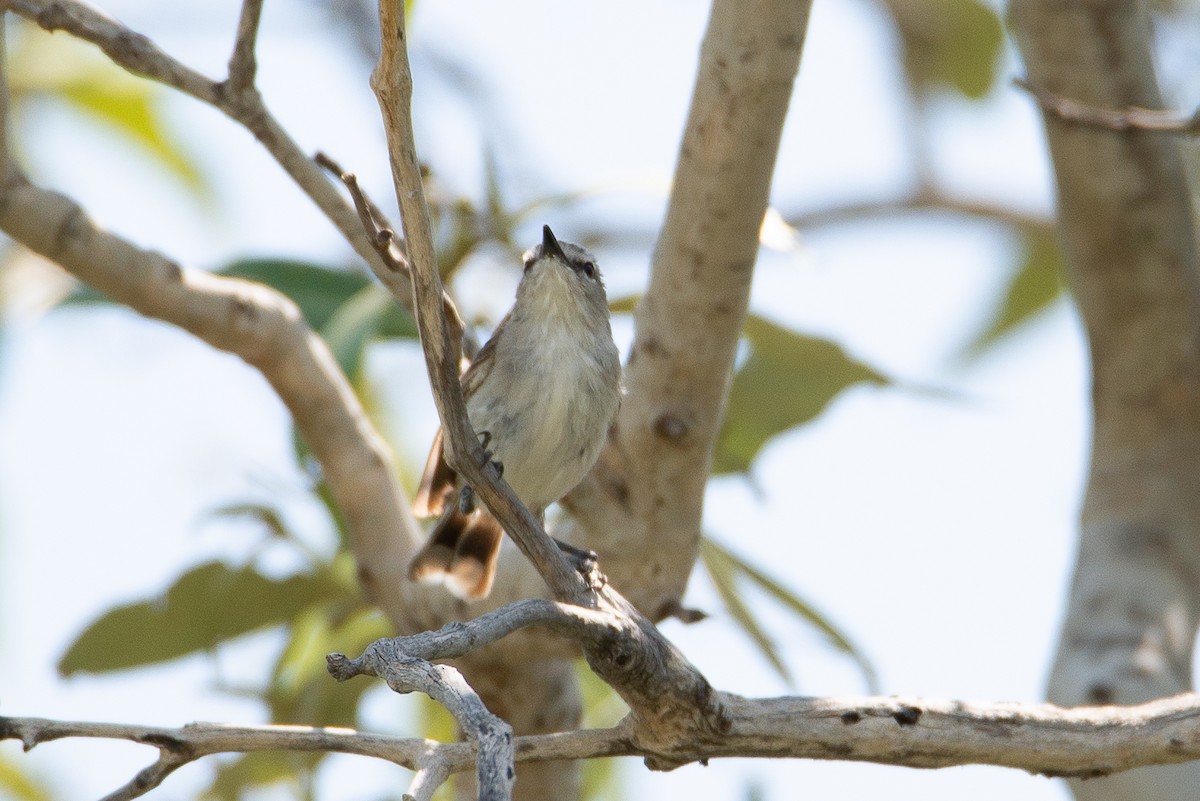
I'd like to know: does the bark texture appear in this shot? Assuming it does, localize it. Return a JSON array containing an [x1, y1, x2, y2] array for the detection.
[[1010, 1, 1200, 799]]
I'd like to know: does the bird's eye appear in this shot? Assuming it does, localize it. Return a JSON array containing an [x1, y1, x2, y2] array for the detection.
[[579, 261, 596, 278]]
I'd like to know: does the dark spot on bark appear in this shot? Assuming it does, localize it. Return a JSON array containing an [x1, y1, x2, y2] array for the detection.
[[641, 336, 668, 359], [506, 766, 514, 780], [840, 710, 862, 725], [653, 413, 688, 443], [893, 705, 921, 727], [1087, 684, 1115, 705], [823, 743, 854, 756], [613, 650, 632, 668], [1170, 736, 1185, 747], [609, 479, 630, 508]]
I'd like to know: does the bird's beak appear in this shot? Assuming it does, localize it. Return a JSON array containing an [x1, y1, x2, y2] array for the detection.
[[542, 225, 567, 261]]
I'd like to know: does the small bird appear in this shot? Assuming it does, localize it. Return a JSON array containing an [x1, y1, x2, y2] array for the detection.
[[408, 225, 622, 599]]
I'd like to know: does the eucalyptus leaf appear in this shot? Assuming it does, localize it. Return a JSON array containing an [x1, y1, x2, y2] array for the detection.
[[203, 752, 318, 801], [320, 283, 396, 381], [702, 537, 879, 692], [714, 315, 888, 474], [9, 31, 206, 193], [966, 229, 1064, 354], [700, 537, 793, 684], [221, 259, 372, 330], [58, 561, 343, 675], [882, 0, 1003, 99]]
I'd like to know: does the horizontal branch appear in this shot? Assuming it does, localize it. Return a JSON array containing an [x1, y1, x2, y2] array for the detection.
[[8, 692, 1200, 794], [786, 191, 1053, 234], [1016, 76, 1200, 135]]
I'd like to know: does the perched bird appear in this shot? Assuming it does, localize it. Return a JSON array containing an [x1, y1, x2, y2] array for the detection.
[[408, 225, 622, 599]]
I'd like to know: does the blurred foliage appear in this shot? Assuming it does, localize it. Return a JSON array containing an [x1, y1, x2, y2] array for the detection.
[[0, 755, 51, 801], [966, 228, 1066, 353], [714, 315, 889, 475], [5, 21, 206, 194], [699, 537, 878, 691], [58, 560, 349, 675], [879, 0, 1004, 99]]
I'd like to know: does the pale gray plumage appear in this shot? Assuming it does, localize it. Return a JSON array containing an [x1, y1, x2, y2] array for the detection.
[[409, 225, 622, 599]]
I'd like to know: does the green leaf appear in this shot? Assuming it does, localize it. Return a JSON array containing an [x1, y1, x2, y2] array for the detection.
[[702, 537, 879, 692], [699, 537, 793, 685], [220, 259, 372, 330], [320, 283, 395, 382], [9, 31, 206, 193], [883, 0, 1003, 99], [58, 562, 343, 675], [267, 605, 389, 727], [966, 229, 1064, 354], [714, 316, 888, 474]]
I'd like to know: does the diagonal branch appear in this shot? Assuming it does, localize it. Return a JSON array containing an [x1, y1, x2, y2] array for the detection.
[[0, 170, 422, 634], [3, 0, 415, 313], [370, 0, 588, 604]]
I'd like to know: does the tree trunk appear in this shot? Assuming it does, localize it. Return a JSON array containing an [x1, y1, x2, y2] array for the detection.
[[1010, 1, 1200, 798]]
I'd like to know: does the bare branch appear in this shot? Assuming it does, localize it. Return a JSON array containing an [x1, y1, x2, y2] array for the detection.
[[786, 191, 1053, 234], [13, 692, 1200, 787], [3, 0, 415, 313], [100, 750, 189, 801], [314, 150, 479, 358], [370, 0, 587, 603], [329, 648, 514, 801], [1016, 77, 1200, 135], [226, 0, 265, 93]]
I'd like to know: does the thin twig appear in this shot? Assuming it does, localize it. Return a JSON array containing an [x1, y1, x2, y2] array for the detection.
[[314, 150, 480, 357], [226, 0, 265, 93], [370, 0, 587, 603], [314, 151, 406, 267], [1015, 77, 1200, 135]]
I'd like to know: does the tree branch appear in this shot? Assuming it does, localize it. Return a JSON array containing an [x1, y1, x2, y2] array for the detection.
[[1015, 77, 1200, 135], [2, 0, 416, 314], [786, 191, 1053, 234], [226, 0, 264, 94], [313, 150, 479, 358], [328, 647, 514, 801], [11, 692, 1200, 794]]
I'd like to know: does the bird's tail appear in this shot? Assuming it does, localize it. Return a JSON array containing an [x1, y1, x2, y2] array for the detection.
[[408, 502, 504, 600]]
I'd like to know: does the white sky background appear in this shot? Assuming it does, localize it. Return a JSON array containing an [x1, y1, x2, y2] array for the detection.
[[0, 0, 1147, 798]]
